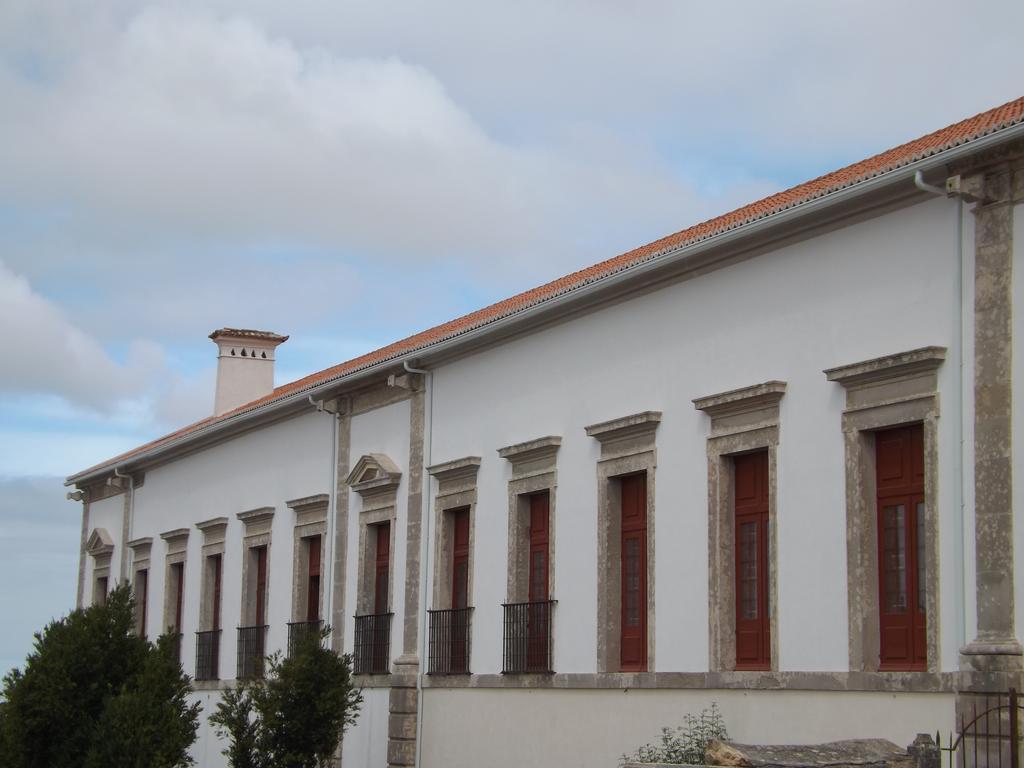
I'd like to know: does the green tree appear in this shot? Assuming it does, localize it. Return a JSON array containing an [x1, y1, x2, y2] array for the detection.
[[0, 585, 200, 768], [210, 629, 362, 768]]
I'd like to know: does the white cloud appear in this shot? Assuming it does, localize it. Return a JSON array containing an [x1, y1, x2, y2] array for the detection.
[[0, 260, 166, 410], [0, 5, 717, 273], [0, 261, 218, 443]]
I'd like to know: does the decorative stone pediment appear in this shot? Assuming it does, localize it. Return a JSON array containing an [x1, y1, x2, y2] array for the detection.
[[161, 528, 190, 556], [825, 347, 946, 390], [825, 347, 945, 415], [286, 494, 330, 514], [127, 537, 153, 566], [237, 506, 275, 526], [87, 528, 114, 558], [237, 506, 275, 541], [196, 516, 228, 550], [694, 381, 786, 438], [287, 494, 330, 527], [427, 456, 481, 497], [347, 454, 402, 497], [585, 411, 661, 459], [497, 435, 561, 464], [498, 436, 561, 480]]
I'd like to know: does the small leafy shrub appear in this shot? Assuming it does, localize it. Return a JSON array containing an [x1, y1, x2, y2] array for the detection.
[[621, 703, 728, 765], [0, 584, 200, 768], [210, 628, 362, 768]]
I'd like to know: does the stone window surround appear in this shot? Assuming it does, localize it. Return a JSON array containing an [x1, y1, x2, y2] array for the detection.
[[196, 517, 228, 632], [825, 346, 945, 675], [497, 436, 561, 605], [347, 454, 402, 617], [694, 381, 785, 674], [160, 528, 190, 635], [287, 494, 329, 623], [586, 411, 660, 674], [127, 536, 153, 636], [427, 457, 481, 610], [87, 527, 115, 606], [237, 507, 274, 627]]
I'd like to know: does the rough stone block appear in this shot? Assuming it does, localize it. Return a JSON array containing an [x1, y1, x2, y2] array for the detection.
[[389, 713, 417, 740], [705, 739, 911, 768], [387, 738, 416, 766], [389, 686, 418, 715]]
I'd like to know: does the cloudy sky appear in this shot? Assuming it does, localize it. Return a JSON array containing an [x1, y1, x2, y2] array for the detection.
[[1, 0, 1021, 674]]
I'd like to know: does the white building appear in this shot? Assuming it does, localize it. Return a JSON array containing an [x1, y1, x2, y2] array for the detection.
[[68, 96, 1024, 768]]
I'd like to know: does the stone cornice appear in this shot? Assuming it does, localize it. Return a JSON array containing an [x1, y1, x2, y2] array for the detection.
[[236, 506, 275, 526], [497, 436, 561, 465], [585, 411, 662, 444], [824, 347, 946, 388], [427, 456, 482, 484], [285, 494, 330, 513], [196, 516, 229, 533], [693, 381, 787, 420], [126, 537, 153, 557], [160, 527, 190, 542]]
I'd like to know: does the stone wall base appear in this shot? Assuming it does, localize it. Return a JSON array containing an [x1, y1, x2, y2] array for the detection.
[[388, 656, 420, 767]]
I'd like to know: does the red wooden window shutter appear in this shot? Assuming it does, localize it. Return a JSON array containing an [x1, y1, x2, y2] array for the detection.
[[375, 522, 391, 615], [529, 492, 550, 603], [172, 562, 185, 632], [211, 554, 222, 631], [620, 473, 647, 672], [451, 508, 470, 609], [254, 547, 268, 626], [734, 450, 770, 670], [137, 569, 148, 638], [306, 536, 321, 622], [876, 424, 926, 670], [528, 491, 551, 671]]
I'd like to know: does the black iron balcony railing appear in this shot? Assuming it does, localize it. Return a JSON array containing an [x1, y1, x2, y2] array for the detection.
[[502, 600, 555, 674], [167, 632, 184, 666], [286, 620, 324, 658], [237, 625, 268, 680], [195, 629, 221, 681], [353, 613, 393, 674], [427, 607, 472, 675]]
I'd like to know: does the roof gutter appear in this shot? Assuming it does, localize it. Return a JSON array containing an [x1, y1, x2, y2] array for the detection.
[[66, 120, 1024, 487]]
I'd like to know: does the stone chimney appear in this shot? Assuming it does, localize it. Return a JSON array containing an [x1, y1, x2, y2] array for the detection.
[[209, 328, 289, 416]]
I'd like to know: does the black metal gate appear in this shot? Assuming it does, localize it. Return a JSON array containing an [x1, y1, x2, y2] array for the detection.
[[938, 689, 1023, 768]]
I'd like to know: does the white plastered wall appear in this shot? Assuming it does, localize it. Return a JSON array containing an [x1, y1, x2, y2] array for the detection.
[[129, 410, 334, 759], [425, 196, 965, 682], [421, 688, 955, 768], [341, 688, 390, 767], [342, 397, 411, 653], [82, 493, 123, 599], [340, 398, 411, 768]]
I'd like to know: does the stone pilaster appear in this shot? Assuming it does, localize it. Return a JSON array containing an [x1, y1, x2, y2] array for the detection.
[[954, 150, 1024, 680], [76, 492, 90, 608], [330, 401, 352, 654], [388, 379, 426, 767]]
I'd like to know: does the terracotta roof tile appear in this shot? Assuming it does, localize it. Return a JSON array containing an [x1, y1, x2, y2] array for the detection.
[[70, 95, 1024, 481]]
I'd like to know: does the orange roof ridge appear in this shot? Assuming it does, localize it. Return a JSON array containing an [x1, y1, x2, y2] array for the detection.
[[69, 95, 1024, 482]]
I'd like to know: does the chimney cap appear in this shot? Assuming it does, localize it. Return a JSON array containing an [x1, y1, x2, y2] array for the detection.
[[209, 328, 289, 344]]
